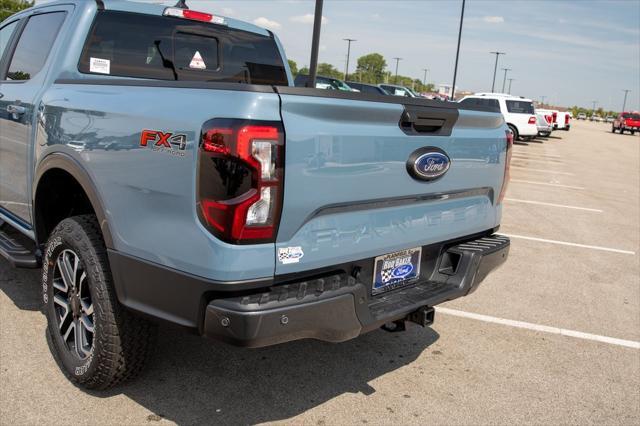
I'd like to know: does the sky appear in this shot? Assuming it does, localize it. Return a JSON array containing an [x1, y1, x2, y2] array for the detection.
[[35, 0, 640, 111]]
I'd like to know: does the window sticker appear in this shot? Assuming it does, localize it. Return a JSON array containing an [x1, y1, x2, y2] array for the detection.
[[189, 51, 206, 70], [89, 57, 110, 74]]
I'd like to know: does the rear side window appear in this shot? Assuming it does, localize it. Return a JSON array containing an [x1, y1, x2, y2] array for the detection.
[[459, 97, 499, 110], [0, 20, 19, 61], [79, 11, 288, 85], [6, 12, 66, 81], [506, 100, 534, 114]]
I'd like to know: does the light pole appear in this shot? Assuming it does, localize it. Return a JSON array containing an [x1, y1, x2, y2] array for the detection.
[[490, 51, 505, 92], [540, 95, 546, 106], [622, 89, 631, 112], [392, 57, 402, 84], [507, 78, 514, 94], [451, 0, 465, 101], [422, 68, 429, 86], [343, 38, 356, 81], [591, 100, 598, 116], [307, 0, 324, 88], [501, 68, 511, 93]]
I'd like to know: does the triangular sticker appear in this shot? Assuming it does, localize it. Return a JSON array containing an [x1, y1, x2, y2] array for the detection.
[[189, 51, 206, 70]]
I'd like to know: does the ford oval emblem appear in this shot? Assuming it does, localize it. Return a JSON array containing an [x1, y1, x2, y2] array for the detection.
[[391, 264, 413, 279], [407, 147, 451, 181]]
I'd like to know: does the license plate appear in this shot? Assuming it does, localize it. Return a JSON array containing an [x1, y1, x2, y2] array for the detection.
[[372, 247, 422, 295]]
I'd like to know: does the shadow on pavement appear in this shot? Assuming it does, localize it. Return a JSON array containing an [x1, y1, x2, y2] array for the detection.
[[110, 325, 440, 424], [0, 257, 41, 311], [1, 257, 440, 424]]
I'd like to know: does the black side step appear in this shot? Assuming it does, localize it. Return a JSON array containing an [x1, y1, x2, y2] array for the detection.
[[0, 225, 39, 268]]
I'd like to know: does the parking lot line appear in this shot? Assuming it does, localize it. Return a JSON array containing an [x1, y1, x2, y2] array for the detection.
[[504, 198, 602, 212], [511, 156, 565, 164], [437, 307, 640, 349], [510, 179, 584, 190], [509, 165, 575, 176], [502, 233, 636, 255]]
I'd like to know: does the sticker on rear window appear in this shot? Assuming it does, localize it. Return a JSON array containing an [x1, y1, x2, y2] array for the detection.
[[89, 57, 110, 74], [189, 51, 206, 70]]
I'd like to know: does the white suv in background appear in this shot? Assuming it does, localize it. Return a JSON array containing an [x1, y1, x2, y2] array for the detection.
[[459, 93, 538, 140]]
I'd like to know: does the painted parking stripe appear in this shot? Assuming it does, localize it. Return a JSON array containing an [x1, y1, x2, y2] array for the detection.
[[511, 155, 565, 163], [510, 179, 584, 190], [438, 307, 640, 349], [510, 165, 574, 176], [503, 233, 636, 255], [504, 198, 602, 213]]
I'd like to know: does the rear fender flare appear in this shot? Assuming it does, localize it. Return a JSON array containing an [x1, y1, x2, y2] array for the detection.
[[33, 153, 113, 248]]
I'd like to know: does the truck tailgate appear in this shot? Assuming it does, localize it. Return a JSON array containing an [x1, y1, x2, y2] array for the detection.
[[275, 90, 506, 274]]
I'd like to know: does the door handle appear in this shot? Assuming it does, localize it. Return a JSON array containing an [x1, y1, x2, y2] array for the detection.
[[7, 104, 26, 115]]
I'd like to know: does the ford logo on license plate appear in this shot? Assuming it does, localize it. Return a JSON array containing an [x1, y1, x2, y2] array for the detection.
[[407, 147, 451, 181]]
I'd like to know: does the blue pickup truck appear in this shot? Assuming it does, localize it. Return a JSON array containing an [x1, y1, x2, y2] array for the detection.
[[0, 0, 510, 389]]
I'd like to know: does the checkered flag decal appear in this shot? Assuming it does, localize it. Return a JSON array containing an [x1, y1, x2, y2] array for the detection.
[[381, 268, 394, 283]]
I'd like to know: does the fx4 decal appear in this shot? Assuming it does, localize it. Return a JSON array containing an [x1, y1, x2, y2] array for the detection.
[[140, 130, 187, 157]]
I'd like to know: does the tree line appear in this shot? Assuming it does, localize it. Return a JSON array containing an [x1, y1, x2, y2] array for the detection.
[[288, 53, 435, 93], [0, 0, 33, 22], [569, 106, 620, 118]]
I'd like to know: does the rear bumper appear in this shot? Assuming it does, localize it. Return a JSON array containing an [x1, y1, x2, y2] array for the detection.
[[203, 234, 510, 347]]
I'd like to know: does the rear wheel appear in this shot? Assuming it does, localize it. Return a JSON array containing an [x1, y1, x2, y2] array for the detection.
[[507, 124, 519, 141], [43, 215, 156, 389], [611, 125, 616, 133]]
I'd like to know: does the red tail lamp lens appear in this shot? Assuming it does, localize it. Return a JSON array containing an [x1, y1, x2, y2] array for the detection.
[[197, 119, 284, 244]]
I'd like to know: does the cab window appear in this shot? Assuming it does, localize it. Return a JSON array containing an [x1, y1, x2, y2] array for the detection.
[[0, 20, 19, 61], [6, 12, 66, 81]]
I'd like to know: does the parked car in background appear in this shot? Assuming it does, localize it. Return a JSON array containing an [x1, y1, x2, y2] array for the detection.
[[294, 74, 356, 91], [379, 84, 420, 98], [577, 112, 587, 120], [459, 93, 537, 140], [346, 81, 389, 95], [535, 112, 553, 137], [589, 114, 601, 122], [612, 112, 640, 134], [555, 111, 571, 131], [605, 116, 615, 123]]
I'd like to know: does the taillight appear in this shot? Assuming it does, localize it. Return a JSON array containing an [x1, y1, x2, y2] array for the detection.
[[565, 114, 570, 124], [544, 115, 552, 124], [163, 7, 226, 25], [197, 119, 284, 244], [528, 116, 536, 125], [498, 129, 513, 204], [552, 112, 557, 123]]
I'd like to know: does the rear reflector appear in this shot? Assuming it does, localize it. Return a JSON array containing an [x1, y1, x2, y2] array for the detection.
[[163, 7, 226, 25], [498, 129, 513, 204]]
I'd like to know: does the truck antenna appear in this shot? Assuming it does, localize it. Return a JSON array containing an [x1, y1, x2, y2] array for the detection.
[[174, 0, 189, 9]]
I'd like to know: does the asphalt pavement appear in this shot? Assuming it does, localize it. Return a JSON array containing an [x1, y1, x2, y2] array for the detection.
[[1, 120, 638, 425]]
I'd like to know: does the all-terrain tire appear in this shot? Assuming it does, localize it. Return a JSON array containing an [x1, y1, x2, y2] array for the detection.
[[507, 124, 519, 141], [43, 215, 156, 389]]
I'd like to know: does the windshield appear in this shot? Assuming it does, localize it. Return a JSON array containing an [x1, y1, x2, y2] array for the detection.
[[79, 11, 288, 85], [330, 79, 353, 91], [622, 113, 640, 120]]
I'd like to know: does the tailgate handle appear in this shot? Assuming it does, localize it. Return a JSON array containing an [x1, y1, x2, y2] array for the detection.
[[400, 106, 458, 136]]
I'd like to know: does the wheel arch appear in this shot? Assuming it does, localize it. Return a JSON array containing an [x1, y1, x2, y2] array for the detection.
[[33, 153, 114, 249]]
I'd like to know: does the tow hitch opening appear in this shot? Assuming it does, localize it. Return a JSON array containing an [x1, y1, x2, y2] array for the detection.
[[381, 306, 435, 332]]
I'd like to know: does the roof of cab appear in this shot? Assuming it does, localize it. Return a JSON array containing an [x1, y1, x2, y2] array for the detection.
[[28, 0, 270, 37]]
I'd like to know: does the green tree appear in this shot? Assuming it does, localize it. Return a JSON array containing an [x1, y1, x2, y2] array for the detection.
[[1, 0, 33, 22], [287, 59, 298, 77], [299, 66, 309, 75], [355, 53, 387, 84], [316, 62, 342, 79]]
